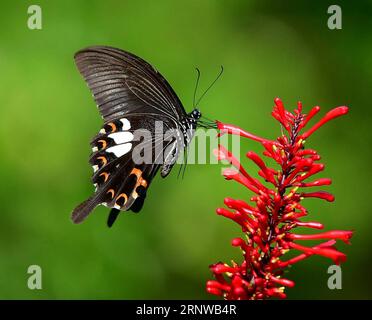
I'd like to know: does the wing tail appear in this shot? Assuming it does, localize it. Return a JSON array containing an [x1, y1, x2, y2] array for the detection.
[[71, 194, 101, 224], [107, 208, 120, 227]]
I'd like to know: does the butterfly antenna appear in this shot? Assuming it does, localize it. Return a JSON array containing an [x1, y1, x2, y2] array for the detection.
[[193, 68, 201, 108], [195, 65, 224, 107]]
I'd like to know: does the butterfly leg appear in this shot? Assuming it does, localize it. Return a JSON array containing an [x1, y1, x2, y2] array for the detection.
[[161, 140, 179, 178]]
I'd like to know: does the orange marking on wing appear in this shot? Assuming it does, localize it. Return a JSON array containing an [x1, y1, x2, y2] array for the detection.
[[129, 168, 148, 197], [108, 122, 117, 132], [98, 140, 107, 149], [107, 189, 115, 198], [115, 193, 128, 207], [130, 168, 142, 179], [97, 156, 107, 166], [99, 172, 109, 182]]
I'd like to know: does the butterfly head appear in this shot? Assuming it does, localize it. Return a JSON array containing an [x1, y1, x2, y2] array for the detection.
[[188, 108, 217, 129], [189, 108, 202, 120]]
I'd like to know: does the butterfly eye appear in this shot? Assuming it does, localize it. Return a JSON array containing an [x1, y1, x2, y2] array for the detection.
[[190, 109, 201, 119]]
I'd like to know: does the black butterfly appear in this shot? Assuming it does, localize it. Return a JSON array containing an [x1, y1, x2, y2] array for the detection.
[[71, 46, 218, 226]]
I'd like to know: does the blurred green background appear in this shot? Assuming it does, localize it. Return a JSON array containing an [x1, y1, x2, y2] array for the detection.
[[0, 0, 370, 299]]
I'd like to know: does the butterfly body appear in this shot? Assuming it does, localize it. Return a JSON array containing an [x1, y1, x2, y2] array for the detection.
[[71, 46, 204, 225]]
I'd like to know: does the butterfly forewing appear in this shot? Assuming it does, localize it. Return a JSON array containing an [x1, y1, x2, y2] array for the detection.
[[74, 46, 187, 121]]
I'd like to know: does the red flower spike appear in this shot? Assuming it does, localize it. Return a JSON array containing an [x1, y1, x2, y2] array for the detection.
[[289, 242, 347, 265], [301, 106, 349, 139], [222, 169, 260, 194], [295, 178, 332, 187], [287, 230, 353, 244], [269, 275, 295, 288], [278, 240, 337, 268], [274, 97, 286, 117], [295, 221, 324, 229], [217, 145, 267, 192], [247, 151, 276, 185], [301, 191, 335, 202], [207, 98, 353, 300], [300, 106, 321, 129], [215, 145, 245, 175], [216, 121, 278, 145], [297, 101, 303, 113], [294, 163, 325, 182]]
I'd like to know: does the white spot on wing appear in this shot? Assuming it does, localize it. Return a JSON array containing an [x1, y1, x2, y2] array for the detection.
[[108, 132, 133, 144], [92, 146, 98, 152], [106, 143, 132, 157], [120, 118, 131, 130], [99, 128, 106, 134], [93, 165, 99, 172]]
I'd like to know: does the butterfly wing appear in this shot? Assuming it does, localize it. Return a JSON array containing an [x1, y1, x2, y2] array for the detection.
[[74, 45, 187, 122], [72, 46, 186, 224]]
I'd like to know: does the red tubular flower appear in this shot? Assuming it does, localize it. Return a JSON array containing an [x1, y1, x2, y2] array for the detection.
[[207, 98, 353, 300]]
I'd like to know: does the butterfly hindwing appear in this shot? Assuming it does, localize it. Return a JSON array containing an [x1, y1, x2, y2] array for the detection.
[[72, 114, 169, 223]]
